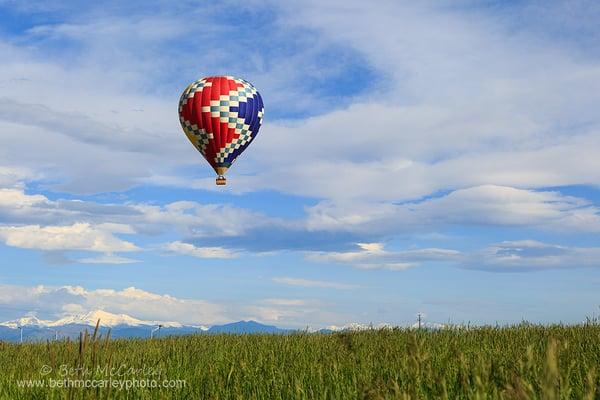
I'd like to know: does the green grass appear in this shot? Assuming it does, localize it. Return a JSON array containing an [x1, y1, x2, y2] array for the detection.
[[1, 324, 599, 399]]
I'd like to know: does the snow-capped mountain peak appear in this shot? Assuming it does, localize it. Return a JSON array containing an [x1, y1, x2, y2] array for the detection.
[[49, 310, 147, 328], [190, 325, 210, 331], [1, 310, 182, 329], [0, 315, 52, 329]]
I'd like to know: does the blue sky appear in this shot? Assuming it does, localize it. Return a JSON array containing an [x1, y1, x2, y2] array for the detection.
[[0, 0, 599, 328]]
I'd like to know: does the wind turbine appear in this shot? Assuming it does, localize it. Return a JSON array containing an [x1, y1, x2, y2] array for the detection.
[[150, 324, 163, 339]]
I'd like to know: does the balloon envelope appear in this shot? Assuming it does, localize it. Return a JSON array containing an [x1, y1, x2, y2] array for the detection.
[[178, 76, 264, 184]]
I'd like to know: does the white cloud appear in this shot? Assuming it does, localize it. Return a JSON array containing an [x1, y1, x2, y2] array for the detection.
[[184, 1, 600, 202], [356, 242, 384, 253], [468, 240, 600, 271], [3, 176, 598, 263], [0, 284, 228, 325], [261, 298, 317, 307], [0, 1, 363, 195], [0, 32, 194, 194], [272, 277, 358, 290], [0, 223, 138, 253], [307, 243, 460, 270], [242, 298, 347, 327], [0, 166, 37, 188], [412, 185, 600, 231], [0, 183, 272, 240], [165, 241, 237, 259], [0, 188, 47, 208], [1, 168, 599, 265], [308, 239, 600, 272], [76, 254, 140, 264], [0, 283, 350, 327], [358, 262, 415, 271], [0, 1, 597, 203], [134, 201, 270, 237], [308, 242, 385, 263], [305, 185, 600, 234], [0, 2, 598, 273]]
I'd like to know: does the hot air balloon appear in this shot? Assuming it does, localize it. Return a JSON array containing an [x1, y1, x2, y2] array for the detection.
[[178, 76, 264, 185]]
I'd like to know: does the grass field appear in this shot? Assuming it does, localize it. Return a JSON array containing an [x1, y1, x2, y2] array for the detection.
[[1, 324, 599, 399]]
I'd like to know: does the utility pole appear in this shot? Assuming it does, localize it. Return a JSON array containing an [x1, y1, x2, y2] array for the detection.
[[18, 326, 23, 344], [417, 313, 422, 330]]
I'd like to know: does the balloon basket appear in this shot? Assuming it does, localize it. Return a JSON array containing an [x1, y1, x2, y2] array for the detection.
[[216, 175, 226, 186]]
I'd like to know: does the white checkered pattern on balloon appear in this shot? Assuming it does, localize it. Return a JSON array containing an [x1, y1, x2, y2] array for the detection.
[[178, 78, 264, 163]]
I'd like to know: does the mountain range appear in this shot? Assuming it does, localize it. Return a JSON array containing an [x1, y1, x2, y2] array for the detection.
[[0, 310, 294, 342], [0, 310, 185, 329], [0, 310, 440, 342]]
